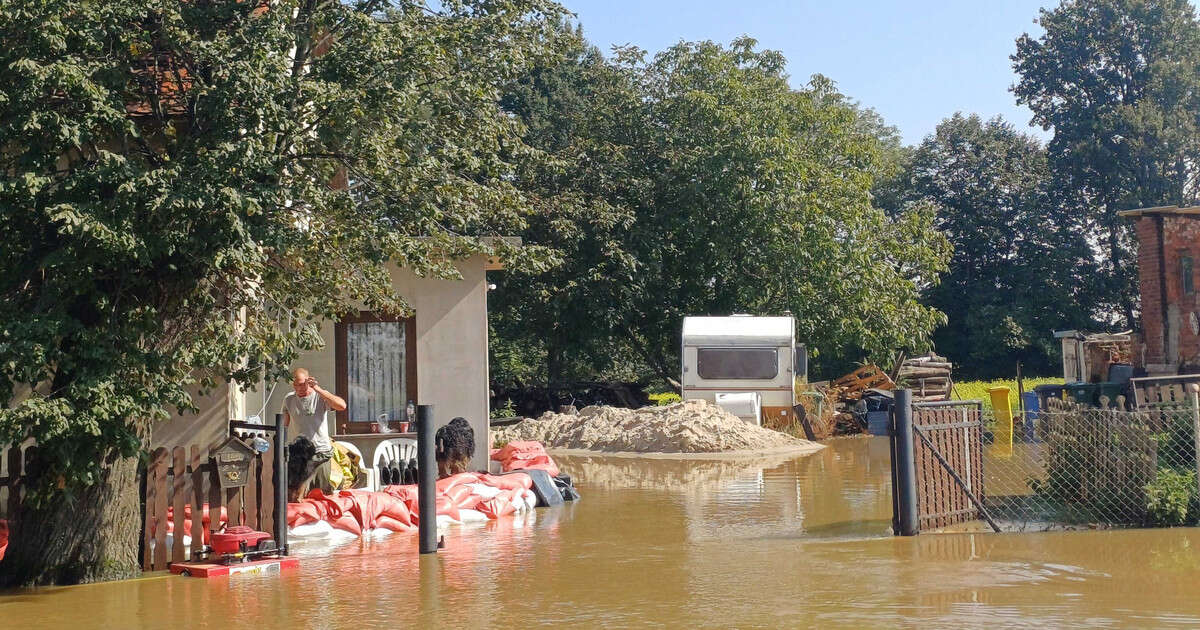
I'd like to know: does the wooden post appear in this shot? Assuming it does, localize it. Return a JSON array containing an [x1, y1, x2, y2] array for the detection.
[[190, 446, 205, 560], [1190, 384, 1200, 507]]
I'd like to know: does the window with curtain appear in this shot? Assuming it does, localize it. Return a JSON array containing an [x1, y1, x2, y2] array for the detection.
[[345, 321, 408, 423]]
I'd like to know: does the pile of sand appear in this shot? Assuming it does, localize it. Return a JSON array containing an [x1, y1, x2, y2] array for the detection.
[[493, 399, 823, 456]]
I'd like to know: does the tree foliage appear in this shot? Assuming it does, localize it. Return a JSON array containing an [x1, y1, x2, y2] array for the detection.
[[1013, 0, 1200, 325], [495, 36, 951, 383], [492, 24, 642, 384], [887, 114, 1097, 377], [0, 0, 567, 585]]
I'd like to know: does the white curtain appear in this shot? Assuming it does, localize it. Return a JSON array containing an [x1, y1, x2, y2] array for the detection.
[[346, 321, 406, 422]]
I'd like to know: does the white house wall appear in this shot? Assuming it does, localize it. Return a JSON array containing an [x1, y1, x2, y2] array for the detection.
[[175, 255, 491, 469]]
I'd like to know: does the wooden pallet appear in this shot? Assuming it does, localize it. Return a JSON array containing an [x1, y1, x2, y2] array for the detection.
[[831, 365, 894, 402]]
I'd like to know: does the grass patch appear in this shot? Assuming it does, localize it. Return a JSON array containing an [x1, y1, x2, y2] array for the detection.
[[952, 377, 1065, 411]]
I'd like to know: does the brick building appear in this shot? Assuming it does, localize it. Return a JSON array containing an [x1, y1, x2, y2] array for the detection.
[[1121, 206, 1200, 375]]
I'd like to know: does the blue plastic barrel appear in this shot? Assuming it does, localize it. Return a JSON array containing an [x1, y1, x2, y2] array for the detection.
[[1021, 391, 1040, 442]]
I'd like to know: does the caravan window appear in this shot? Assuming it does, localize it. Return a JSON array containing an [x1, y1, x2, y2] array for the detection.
[[696, 348, 778, 380]]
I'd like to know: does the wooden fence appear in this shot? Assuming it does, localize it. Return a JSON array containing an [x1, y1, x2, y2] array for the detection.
[[1131, 374, 1200, 407], [1, 439, 280, 572], [143, 443, 278, 571]]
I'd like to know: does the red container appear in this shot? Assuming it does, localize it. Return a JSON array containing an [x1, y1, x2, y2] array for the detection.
[[210, 526, 272, 554]]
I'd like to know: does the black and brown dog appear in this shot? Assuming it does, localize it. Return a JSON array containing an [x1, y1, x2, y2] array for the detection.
[[435, 417, 475, 478]]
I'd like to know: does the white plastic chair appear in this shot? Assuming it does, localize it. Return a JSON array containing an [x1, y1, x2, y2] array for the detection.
[[372, 438, 417, 490]]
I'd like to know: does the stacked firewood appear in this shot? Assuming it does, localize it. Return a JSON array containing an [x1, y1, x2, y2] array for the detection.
[[896, 353, 953, 402]]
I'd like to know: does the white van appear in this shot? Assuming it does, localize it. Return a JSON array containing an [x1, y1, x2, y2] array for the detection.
[[681, 315, 804, 426]]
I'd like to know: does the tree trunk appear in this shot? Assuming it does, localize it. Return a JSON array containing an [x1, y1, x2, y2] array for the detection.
[[0, 448, 143, 587]]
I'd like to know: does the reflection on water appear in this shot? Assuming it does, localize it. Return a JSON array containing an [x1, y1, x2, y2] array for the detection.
[[3, 437, 1200, 628]]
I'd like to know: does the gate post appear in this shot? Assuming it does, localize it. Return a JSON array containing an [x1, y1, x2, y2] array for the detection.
[[892, 388, 919, 536], [417, 404, 439, 554], [274, 413, 288, 553], [1190, 384, 1200, 508]]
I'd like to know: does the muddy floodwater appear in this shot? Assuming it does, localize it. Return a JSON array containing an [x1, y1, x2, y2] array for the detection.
[[4, 437, 1200, 628]]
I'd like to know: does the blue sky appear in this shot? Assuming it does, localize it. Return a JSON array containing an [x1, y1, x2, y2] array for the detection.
[[560, 0, 1054, 145]]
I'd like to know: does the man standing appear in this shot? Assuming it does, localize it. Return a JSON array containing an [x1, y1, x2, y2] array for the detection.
[[282, 367, 347, 500]]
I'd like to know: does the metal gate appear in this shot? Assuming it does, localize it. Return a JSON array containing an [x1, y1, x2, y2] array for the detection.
[[911, 402, 984, 530], [891, 390, 996, 535]]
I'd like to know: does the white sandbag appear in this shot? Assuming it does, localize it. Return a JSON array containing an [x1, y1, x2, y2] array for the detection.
[[327, 528, 360, 543], [289, 521, 335, 539], [465, 483, 502, 500], [456, 509, 488, 523]]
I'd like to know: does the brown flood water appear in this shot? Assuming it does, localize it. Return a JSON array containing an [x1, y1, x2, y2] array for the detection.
[[4, 437, 1200, 629]]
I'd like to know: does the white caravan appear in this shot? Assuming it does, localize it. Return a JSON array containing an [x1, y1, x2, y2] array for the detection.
[[681, 315, 804, 426]]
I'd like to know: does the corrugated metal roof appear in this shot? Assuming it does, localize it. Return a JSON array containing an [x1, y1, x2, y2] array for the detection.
[[682, 316, 794, 346]]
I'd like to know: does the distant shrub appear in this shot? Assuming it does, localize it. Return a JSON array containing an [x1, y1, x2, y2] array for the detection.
[[648, 392, 681, 406], [490, 400, 516, 419], [1146, 468, 1197, 526]]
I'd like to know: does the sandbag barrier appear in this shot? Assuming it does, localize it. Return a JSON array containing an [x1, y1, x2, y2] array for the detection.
[[286, 472, 540, 539], [287, 442, 571, 541]]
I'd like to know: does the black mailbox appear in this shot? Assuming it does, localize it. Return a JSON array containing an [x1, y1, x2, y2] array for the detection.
[[212, 437, 256, 489]]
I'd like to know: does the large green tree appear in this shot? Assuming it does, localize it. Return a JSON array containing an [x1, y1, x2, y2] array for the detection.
[[891, 114, 1097, 377], [496, 37, 951, 384], [1013, 0, 1200, 326], [491, 24, 642, 386], [0, 0, 566, 585]]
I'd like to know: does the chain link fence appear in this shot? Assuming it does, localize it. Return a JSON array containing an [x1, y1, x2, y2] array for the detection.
[[981, 398, 1200, 531]]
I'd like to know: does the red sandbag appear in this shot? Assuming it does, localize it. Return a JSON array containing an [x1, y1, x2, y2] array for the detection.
[[477, 472, 533, 492], [160, 504, 226, 542], [329, 511, 363, 536], [375, 493, 413, 526], [436, 472, 480, 493], [491, 441, 559, 477], [287, 501, 323, 527], [477, 489, 518, 519], [436, 496, 461, 523], [306, 488, 351, 519], [382, 484, 417, 502], [341, 489, 405, 531], [453, 492, 482, 512], [375, 515, 415, 533], [0, 520, 7, 563], [445, 483, 475, 504], [201, 504, 228, 528], [381, 484, 419, 514]]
